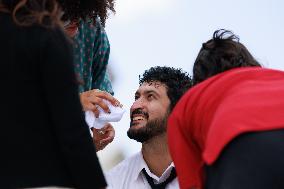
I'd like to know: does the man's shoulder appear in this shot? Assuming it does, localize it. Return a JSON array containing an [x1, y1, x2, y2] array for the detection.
[[106, 152, 141, 176], [105, 152, 143, 189]]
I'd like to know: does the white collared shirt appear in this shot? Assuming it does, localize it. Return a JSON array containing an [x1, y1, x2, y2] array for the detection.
[[105, 151, 179, 189]]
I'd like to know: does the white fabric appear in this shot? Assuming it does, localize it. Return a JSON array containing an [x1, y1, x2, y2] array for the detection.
[[85, 99, 125, 129], [105, 151, 179, 189]]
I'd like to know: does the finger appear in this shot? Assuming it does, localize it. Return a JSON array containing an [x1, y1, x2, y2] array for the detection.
[[99, 124, 115, 137], [99, 141, 107, 150], [101, 128, 115, 142], [89, 97, 110, 113], [105, 129, 115, 139], [98, 130, 105, 135], [105, 123, 115, 136], [101, 123, 112, 130], [94, 137, 105, 151], [92, 128, 99, 137], [92, 128, 107, 142], [94, 127, 106, 134], [94, 91, 121, 107], [92, 105, 100, 118], [95, 142, 103, 152], [100, 135, 114, 144], [83, 102, 96, 112], [94, 132, 114, 151], [97, 140, 109, 151]]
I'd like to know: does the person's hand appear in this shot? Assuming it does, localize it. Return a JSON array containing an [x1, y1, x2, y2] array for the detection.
[[80, 89, 121, 117], [92, 123, 115, 152]]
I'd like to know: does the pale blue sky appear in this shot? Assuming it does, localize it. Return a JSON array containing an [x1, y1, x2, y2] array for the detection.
[[98, 0, 284, 170]]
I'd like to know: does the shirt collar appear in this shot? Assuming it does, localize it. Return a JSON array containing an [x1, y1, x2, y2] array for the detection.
[[134, 151, 175, 184]]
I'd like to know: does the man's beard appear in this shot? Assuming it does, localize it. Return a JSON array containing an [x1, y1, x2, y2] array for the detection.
[[127, 115, 168, 143]]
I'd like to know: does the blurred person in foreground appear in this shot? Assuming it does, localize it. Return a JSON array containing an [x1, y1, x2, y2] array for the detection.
[[168, 29, 284, 189], [58, 0, 118, 150], [0, 0, 107, 188], [106, 66, 192, 189]]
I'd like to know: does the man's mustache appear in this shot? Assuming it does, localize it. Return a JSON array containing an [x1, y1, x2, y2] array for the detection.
[[131, 108, 149, 120]]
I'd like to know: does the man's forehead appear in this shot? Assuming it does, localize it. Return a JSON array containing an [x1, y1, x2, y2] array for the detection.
[[141, 81, 165, 88], [136, 81, 167, 93]]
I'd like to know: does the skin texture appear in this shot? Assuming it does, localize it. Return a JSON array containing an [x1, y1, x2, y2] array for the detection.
[[128, 82, 170, 143]]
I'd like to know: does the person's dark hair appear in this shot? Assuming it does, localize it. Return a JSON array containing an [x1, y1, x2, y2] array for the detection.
[[0, 0, 61, 27], [58, 0, 115, 27], [193, 29, 261, 85], [139, 66, 192, 111]]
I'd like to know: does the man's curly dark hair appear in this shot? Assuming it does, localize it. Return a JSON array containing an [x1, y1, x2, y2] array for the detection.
[[58, 0, 115, 26], [193, 29, 261, 85], [139, 66, 192, 111]]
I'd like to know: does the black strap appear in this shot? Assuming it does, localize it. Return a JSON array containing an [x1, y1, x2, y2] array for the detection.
[[142, 167, 177, 189]]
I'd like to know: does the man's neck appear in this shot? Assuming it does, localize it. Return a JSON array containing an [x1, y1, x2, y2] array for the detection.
[[141, 133, 172, 177]]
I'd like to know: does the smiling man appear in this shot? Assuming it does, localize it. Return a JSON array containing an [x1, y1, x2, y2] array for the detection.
[[105, 66, 192, 189]]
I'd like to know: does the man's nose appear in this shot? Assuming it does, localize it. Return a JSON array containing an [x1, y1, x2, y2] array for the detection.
[[130, 98, 145, 112]]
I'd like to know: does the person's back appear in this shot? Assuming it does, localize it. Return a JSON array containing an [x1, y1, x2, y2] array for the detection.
[[0, 12, 72, 187], [168, 29, 284, 189], [0, 1, 106, 188]]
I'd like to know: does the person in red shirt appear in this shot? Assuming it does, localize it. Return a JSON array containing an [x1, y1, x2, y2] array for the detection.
[[168, 29, 284, 189]]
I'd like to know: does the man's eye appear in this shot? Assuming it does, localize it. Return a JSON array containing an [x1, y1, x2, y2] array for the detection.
[[134, 95, 139, 100], [148, 94, 154, 99]]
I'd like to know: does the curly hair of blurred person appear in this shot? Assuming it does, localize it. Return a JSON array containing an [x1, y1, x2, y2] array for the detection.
[[58, 0, 115, 26], [139, 66, 192, 111], [193, 29, 261, 85], [0, 0, 61, 27]]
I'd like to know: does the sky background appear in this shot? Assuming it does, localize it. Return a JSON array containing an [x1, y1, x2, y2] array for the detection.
[[97, 0, 284, 171]]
